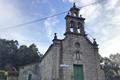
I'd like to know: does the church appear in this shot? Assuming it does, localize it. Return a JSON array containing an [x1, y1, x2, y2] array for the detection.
[[18, 3, 105, 80]]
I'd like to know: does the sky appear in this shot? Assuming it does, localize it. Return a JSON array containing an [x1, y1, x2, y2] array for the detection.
[[0, 0, 120, 57]]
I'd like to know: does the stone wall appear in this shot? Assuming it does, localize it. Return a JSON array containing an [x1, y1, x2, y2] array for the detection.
[[7, 76, 18, 80], [61, 34, 105, 80], [18, 34, 105, 80], [18, 40, 62, 80], [18, 63, 41, 80], [40, 40, 61, 80]]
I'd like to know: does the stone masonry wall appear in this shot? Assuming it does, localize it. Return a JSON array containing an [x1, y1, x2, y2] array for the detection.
[[61, 34, 105, 80], [18, 63, 41, 80]]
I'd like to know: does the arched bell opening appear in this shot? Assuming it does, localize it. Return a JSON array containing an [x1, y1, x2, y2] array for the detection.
[[70, 21, 75, 32], [77, 27, 81, 33]]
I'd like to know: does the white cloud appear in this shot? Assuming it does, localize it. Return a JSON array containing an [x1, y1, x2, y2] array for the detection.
[[0, 0, 27, 41], [0, 0, 58, 54], [100, 36, 120, 57], [0, 0, 24, 26], [44, 9, 59, 40], [105, 0, 119, 10], [0, 0, 38, 48]]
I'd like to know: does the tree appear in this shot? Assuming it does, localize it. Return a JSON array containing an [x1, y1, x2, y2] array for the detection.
[[14, 44, 42, 68], [0, 39, 18, 69], [110, 53, 120, 64], [109, 53, 120, 75], [101, 53, 120, 80], [0, 39, 43, 70]]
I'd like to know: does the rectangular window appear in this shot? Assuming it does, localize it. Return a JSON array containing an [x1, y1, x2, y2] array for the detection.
[[74, 65, 84, 80], [0, 72, 7, 80], [28, 74, 32, 80]]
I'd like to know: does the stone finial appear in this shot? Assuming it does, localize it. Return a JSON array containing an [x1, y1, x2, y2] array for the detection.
[[80, 15, 85, 20], [73, 2, 76, 8], [80, 15, 82, 18], [68, 11, 70, 15], [54, 33, 57, 40], [93, 38, 97, 46]]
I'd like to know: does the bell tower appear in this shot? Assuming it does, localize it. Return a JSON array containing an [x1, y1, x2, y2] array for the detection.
[[65, 3, 86, 36]]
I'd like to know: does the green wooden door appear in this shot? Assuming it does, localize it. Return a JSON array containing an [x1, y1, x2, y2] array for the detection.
[[74, 65, 84, 80], [28, 74, 32, 80]]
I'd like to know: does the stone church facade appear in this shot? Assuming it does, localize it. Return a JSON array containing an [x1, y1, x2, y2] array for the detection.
[[19, 4, 105, 80]]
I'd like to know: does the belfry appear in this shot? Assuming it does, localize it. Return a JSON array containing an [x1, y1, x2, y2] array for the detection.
[[65, 3, 85, 35]]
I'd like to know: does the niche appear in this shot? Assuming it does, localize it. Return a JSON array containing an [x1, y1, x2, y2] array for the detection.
[[76, 51, 81, 60]]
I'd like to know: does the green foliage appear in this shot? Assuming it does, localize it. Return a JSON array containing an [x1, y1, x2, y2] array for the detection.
[[0, 39, 43, 70], [101, 53, 120, 80], [110, 53, 120, 64]]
